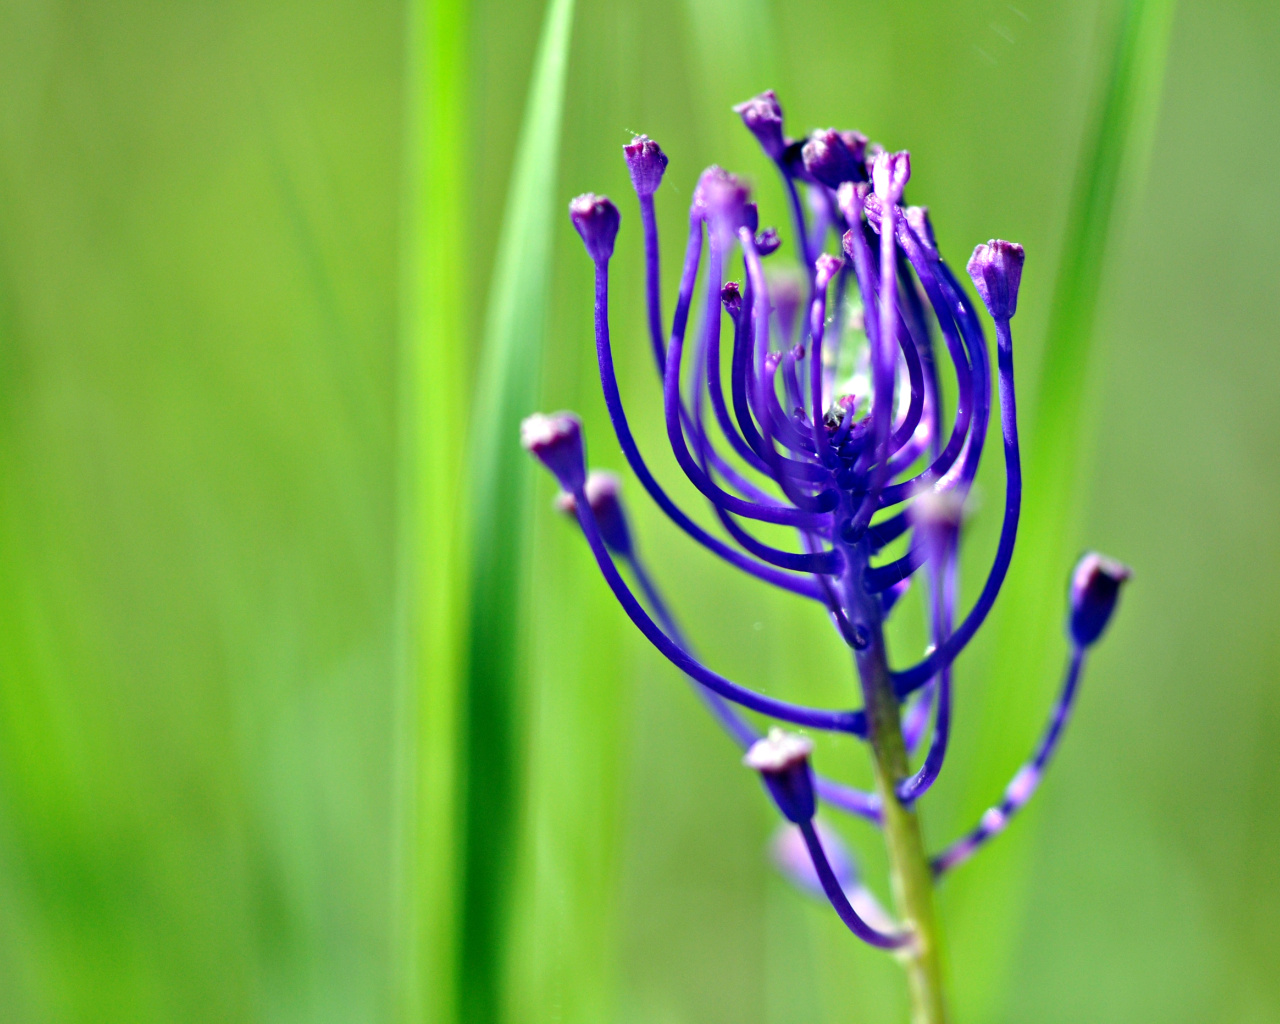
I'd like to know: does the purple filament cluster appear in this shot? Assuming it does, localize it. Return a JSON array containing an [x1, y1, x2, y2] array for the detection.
[[522, 90, 1130, 950]]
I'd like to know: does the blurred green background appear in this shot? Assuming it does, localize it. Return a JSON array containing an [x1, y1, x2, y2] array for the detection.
[[1, 0, 1277, 1022]]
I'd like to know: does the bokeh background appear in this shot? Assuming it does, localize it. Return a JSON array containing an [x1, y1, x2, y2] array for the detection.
[[1, 0, 1277, 1022]]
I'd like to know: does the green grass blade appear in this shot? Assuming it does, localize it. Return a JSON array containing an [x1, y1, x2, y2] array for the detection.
[[459, 0, 576, 1020], [949, 0, 1178, 1014], [396, 0, 469, 1023]]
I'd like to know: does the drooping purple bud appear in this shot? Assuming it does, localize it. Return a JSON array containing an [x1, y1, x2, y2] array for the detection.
[[556, 470, 633, 556], [695, 166, 752, 245], [815, 252, 844, 291], [1068, 552, 1132, 648], [569, 194, 621, 264], [966, 240, 1025, 321], [623, 134, 668, 197], [721, 281, 743, 317], [744, 728, 816, 824], [840, 130, 869, 165], [743, 202, 760, 234], [904, 206, 938, 261], [802, 129, 863, 189], [871, 149, 911, 205], [733, 89, 787, 161], [755, 227, 781, 256], [521, 411, 586, 491]]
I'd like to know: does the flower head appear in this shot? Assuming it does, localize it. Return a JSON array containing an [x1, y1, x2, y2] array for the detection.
[[1069, 552, 1132, 647], [745, 728, 817, 824], [520, 412, 585, 491], [967, 239, 1025, 321], [733, 89, 787, 160], [802, 129, 865, 188], [556, 471, 633, 556], [624, 134, 668, 197], [523, 89, 1129, 960], [569, 193, 620, 264]]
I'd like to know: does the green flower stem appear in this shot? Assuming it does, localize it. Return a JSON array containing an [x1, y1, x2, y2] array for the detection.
[[856, 618, 948, 1024]]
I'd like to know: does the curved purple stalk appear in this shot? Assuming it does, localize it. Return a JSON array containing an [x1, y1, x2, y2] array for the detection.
[[627, 552, 758, 749], [589, 256, 826, 601], [876, 226, 976, 506], [570, 478, 866, 734], [799, 820, 908, 949], [627, 542, 881, 822], [932, 646, 1086, 875], [814, 777, 883, 823], [810, 271, 837, 468], [893, 314, 1022, 697], [897, 550, 957, 804], [663, 236, 836, 528], [638, 192, 666, 374]]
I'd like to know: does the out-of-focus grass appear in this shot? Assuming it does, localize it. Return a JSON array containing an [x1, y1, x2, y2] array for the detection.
[[944, 0, 1178, 1012], [1, 1, 1279, 1023], [456, 0, 574, 1021], [397, 0, 467, 1022], [0, 1, 402, 1020]]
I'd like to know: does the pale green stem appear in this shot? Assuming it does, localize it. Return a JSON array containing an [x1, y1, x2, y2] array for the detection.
[[861, 640, 948, 1024], [850, 562, 947, 1023]]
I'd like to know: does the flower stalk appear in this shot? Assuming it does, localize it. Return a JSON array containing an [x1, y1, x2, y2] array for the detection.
[[857, 615, 948, 1023], [523, 91, 1132, 1021]]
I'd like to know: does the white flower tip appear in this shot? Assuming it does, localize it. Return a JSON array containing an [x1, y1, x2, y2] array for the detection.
[[744, 727, 813, 772]]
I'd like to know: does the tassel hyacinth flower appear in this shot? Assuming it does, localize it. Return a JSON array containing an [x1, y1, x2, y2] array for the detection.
[[522, 91, 1130, 1022]]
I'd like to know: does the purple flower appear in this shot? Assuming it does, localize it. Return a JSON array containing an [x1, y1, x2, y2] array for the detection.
[[523, 91, 1129, 958], [1069, 552, 1132, 647], [623, 134, 668, 197], [744, 728, 818, 824]]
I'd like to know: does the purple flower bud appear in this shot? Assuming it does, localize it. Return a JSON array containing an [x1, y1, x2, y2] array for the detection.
[[755, 227, 781, 256], [802, 129, 863, 189], [623, 134, 668, 197], [720, 281, 743, 317], [904, 206, 938, 261], [815, 252, 843, 291], [836, 180, 868, 226], [695, 166, 752, 243], [521, 411, 587, 492], [744, 728, 816, 823], [1068, 552, 1132, 648], [871, 149, 911, 205], [966, 239, 1025, 321], [840, 130, 869, 165], [556, 470, 633, 556], [733, 89, 787, 160], [743, 201, 760, 234], [569, 193, 621, 264]]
